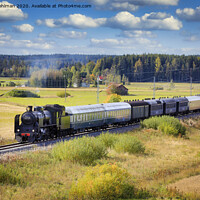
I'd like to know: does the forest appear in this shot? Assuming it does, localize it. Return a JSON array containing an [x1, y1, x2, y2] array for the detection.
[[0, 53, 200, 87]]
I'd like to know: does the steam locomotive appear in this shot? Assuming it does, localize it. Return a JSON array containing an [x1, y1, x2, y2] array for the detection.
[[15, 96, 200, 143]]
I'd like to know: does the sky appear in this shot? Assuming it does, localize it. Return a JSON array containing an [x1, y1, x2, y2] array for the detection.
[[0, 0, 200, 55]]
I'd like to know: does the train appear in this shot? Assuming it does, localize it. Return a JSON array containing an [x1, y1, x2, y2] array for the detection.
[[14, 95, 200, 143]]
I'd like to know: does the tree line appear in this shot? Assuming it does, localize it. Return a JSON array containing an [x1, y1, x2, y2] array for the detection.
[[1, 54, 200, 87]]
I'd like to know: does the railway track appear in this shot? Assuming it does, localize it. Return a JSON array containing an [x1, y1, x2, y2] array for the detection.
[[0, 142, 34, 154], [0, 123, 140, 155], [0, 112, 199, 156]]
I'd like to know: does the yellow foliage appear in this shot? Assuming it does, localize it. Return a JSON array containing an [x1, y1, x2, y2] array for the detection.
[[69, 164, 134, 200], [104, 94, 121, 103]]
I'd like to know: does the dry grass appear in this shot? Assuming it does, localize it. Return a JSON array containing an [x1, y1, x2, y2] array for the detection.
[[168, 175, 200, 197], [0, 103, 25, 140], [1, 124, 200, 199], [112, 129, 200, 187]]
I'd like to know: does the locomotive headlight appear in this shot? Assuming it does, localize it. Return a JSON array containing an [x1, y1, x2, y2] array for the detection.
[[32, 129, 35, 132], [17, 129, 20, 132]]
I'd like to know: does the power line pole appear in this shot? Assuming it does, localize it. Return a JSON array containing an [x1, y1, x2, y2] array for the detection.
[[190, 68, 192, 96], [190, 76, 192, 96], [64, 75, 66, 102], [153, 76, 155, 99], [97, 75, 99, 104]]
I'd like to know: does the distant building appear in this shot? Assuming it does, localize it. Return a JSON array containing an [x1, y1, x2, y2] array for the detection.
[[108, 83, 128, 95], [81, 82, 90, 87], [73, 83, 78, 88], [99, 76, 104, 81]]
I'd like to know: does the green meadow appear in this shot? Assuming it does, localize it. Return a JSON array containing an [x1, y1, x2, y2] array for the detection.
[[0, 82, 200, 107], [0, 81, 199, 141]]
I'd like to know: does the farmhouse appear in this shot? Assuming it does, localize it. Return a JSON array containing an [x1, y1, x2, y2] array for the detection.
[[108, 83, 128, 95]]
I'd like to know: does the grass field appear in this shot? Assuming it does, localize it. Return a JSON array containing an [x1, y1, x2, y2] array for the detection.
[[1, 82, 200, 199], [0, 82, 200, 106], [0, 77, 28, 87], [1, 119, 200, 199]]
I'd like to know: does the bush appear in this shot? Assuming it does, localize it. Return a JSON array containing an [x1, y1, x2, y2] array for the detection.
[[141, 116, 186, 137], [0, 165, 24, 185], [8, 81, 16, 87], [69, 164, 135, 200], [57, 91, 70, 98], [155, 86, 163, 90], [141, 117, 161, 130], [104, 94, 121, 103], [97, 132, 117, 148], [6, 89, 40, 98], [114, 134, 145, 154], [51, 136, 107, 165]]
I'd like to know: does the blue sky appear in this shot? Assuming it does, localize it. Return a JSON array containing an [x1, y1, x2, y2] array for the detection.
[[0, 0, 200, 55]]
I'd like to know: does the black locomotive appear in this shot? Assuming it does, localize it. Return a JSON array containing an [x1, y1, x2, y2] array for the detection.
[[15, 96, 200, 143]]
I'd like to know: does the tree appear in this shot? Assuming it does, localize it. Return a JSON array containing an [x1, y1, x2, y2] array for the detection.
[[155, 56, 163, 80], [134, 58, 143, 81]]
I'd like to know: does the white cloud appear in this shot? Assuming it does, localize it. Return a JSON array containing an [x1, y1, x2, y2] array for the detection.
[[181, 30, 200, 42], [121, 30, 156, 38], [176, 6, 200, 21], [91, 38, 125, 47], [109, 2, 138, 11], [55, 30, 87, 39], [39, 30, 87, 39], [37, 14, 106, 29], [13, 24, 34, 33], [134, 0, 179, 6], [0, 32, 11, 40], [107, 11, 182, 30], [75, 0, 179, 11], [90, 37, 161, 48], [36, 19, 57, 28], [88, 37, 163, 54], [0, 34, 53, 52], [0, 1, 27, 22], [37, 11, 182, 31]]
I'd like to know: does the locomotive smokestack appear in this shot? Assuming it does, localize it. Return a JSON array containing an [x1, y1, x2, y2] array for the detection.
[[26, 106, 33, 112]]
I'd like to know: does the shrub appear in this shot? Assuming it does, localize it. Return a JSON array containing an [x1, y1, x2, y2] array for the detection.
[[155, 86, 163, 90], [8, 81, 16, 87], [57, 91, 70, 98], [114, 134, 145, 154], [6, 89, 40, 98], [0, 165, 24, 185], [141, 116, 186, 137], [51, 136, 107, 165], [69, 164, 135, 200], [97, 132, 117, 148], [141, 117, 161, 130], [104, 94, 121, 103]]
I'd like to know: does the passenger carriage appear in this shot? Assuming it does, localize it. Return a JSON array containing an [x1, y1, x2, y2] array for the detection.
[[144, 99, 163, 116], [174, 97, 189, 113], [126, 101, 149, 121], [160, 98, 176, 115], [186, 96, 200, 112]]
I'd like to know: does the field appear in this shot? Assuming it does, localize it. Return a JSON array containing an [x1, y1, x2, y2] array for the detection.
[[1, 119, 200, 199], [0, 77, 28, 87], [1, 81, 200, 199]]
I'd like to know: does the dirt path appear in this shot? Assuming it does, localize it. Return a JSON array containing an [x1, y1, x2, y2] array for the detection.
[[168, 175, 200, 196]]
